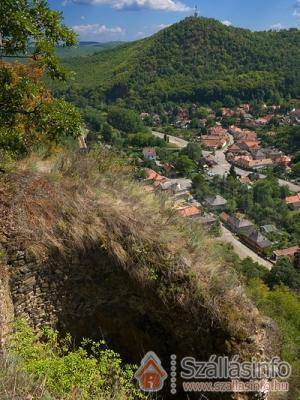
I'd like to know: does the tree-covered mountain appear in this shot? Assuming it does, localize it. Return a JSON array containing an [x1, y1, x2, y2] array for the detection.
[[55, 41, 124, 58], [56, 17, 300, 110]]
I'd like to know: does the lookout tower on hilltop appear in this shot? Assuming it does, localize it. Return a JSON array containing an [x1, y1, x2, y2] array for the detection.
[[194, 5, 199, 17]]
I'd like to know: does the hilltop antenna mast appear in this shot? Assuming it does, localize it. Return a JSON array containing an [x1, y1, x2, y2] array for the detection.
[[194, 5, 198, 17]]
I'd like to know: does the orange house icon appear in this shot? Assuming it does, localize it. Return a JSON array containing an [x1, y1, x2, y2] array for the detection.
[[135, 351, 168, 392]]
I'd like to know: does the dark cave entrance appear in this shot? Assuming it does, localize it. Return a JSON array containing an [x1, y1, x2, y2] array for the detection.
[[50, 247, 235, 400]]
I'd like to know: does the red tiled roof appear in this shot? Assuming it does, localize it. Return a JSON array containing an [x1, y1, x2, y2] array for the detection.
[[201, 137, 227, 148], [220, 212, 230, 223], [238, 140, 260, 147], [145, 169, 166, 182], [228, 143, 242, 151], [239, 176, 252, 185], [178, 205, 201, 218], [284, 193, 300, 205], [274, 246, 300, 257]]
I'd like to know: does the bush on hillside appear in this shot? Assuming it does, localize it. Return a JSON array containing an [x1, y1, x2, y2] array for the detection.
[[7, 319, 144, 400]]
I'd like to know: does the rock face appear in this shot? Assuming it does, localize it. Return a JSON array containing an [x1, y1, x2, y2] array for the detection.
[[0, 167, 281, 399], [7, 246, 231, 364], [4, 245, 273, 400], [0, 258, 14, 353]]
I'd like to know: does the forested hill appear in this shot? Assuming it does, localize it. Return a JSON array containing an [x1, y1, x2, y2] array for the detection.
[[55, 41, 124, 58], [57, 17, 300, 109]]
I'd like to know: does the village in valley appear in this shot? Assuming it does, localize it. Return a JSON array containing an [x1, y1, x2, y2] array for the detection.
[[139, 103, 300, 268]]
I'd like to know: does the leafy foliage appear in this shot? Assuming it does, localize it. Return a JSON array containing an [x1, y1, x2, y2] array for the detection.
[[265, 258, 300, 292], [0, 0, 77, 79], [8, 319, 144, 400], [0, 1, 82, 162], [247, 281, 300, 400], [0, 62, 82, 158], [107, 106, 145, 133]]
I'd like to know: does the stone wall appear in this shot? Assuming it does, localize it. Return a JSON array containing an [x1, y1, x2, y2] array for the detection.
[[0, 241, 279, 399], [0, 262, 14, 353], [7, 244, 229, 363]]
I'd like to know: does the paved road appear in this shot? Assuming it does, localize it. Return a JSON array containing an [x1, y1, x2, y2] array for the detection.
[[220, 225, 273, 270], [151, 130, 276, 269], [152, 131, 189, 148], [152, 130, 300, 193]]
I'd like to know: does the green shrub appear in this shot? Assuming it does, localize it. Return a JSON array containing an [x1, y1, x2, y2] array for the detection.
[[8, 319, 144, 400], [247, 281, 300, 399]]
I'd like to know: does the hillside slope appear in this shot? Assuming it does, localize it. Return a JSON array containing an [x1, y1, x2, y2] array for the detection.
[[0, 149, 279, 399], [58, 17, 300, 107], [55, 41, 124, 58]]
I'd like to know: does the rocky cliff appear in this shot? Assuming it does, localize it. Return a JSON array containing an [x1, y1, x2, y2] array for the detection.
[[0, 152, 281, 399]]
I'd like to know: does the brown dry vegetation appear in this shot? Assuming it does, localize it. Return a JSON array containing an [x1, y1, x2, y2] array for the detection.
[[0, 356, 50, 400], [0, 148, 273, 347]]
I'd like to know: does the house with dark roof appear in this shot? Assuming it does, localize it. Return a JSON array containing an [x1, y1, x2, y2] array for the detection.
[[240, 227, 272, 255], [227, 215, 253, 234], [196, 213, 217, 227], [205, 195, 227, 211], [252, 149, 266, 160], [220, 212, 253, 233]]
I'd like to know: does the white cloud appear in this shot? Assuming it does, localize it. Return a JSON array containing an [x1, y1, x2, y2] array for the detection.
[[221, 20, 232, 26], [293, 9, 300, 17], [80, 15, 86, 19], [65, 0, 190, 11], [270, 23, 284, 30], [72, 23, 125, 40], [293, 0, 300, 18]]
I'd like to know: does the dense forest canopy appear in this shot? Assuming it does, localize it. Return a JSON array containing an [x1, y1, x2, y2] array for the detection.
[[55, 17, 300, 110]]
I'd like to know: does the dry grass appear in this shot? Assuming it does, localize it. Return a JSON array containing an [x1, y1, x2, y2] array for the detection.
[[0, 147, 274, 358], [0, 356, 51, 400]]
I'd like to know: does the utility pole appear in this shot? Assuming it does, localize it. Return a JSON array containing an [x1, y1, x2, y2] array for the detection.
[[194, 5, 198, 18]]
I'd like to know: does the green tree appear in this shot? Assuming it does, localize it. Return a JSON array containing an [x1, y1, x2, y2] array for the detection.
[[228, 164, 237, 179], [223, 95, 236, 108], [192, 173, 211, 200], [175, 155, 194, 176], [236, 257, 268, 283], [0, 62, 81, 158], [102, 123, 114, 143], [181, 142, 202, 162], [265, 258, 300, 292], [0, 1, 82, 159], [0, 0, 77, 79], [108, 107, 144, 133], [196, 107, 209, 119], [226, 198, 237, 214], [292, 162, 300, 178]]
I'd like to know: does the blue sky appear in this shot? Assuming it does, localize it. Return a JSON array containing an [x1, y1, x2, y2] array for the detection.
[[48, 0, 300, 42]]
